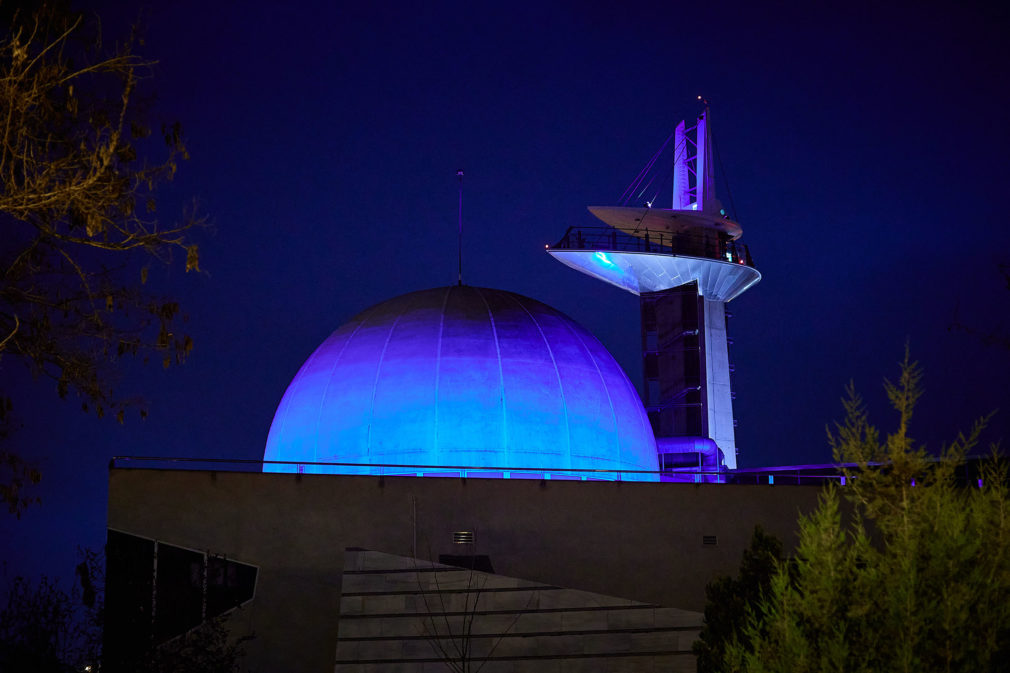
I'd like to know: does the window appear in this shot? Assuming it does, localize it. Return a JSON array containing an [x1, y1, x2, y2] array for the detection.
[[105, 530, 258, 651]]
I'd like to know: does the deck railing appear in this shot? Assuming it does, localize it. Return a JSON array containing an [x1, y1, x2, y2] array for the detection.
[[551, 225, 755, 267]]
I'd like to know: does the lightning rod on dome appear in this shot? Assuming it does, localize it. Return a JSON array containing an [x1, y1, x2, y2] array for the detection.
[[457, 169, 464, 286]]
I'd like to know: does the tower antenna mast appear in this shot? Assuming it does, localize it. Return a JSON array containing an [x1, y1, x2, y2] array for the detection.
[[457, 169, 464, 286]]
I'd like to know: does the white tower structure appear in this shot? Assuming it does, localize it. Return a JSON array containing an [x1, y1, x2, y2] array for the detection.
[[547, 107, 760, 472]]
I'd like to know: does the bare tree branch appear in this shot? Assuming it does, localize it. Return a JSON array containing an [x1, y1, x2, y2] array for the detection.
[[0, 4, 202, 424]]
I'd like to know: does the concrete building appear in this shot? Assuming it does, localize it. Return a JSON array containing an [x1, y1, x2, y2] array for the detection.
[[104, 283, 825, 671], [106, 464, 823, 671], [103, 108, 826, 671]]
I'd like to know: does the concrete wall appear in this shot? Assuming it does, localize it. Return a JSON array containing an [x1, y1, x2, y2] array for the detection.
[[107, 469, 822, 672]]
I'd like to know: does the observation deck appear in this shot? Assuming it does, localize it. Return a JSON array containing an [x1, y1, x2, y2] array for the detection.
[[547, 224, 761, 302]]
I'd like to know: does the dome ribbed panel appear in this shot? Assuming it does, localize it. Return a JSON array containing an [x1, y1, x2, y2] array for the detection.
[[435, 287, 503, 467], [367, 291, 442, 469], [496, 291, 571, 470], [518, 295, 619, 470], [312, 295, 404, 471], [263, 286, 658, 480], [574, 330, 655, 473], [263, 321, 363, 472]]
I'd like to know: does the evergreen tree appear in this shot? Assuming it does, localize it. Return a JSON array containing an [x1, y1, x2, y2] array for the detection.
[[693, 526, 783, 673], [722, 352, 1009, 672]]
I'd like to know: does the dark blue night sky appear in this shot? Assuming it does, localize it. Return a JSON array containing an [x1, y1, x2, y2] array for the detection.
[[3, 1, 1009, 582]]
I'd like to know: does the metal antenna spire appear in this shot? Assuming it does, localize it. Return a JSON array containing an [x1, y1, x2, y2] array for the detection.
[[456, 169, 464, 286]]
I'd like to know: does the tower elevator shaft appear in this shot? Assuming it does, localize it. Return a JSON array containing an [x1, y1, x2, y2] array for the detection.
[[640, 284, 736, 470]]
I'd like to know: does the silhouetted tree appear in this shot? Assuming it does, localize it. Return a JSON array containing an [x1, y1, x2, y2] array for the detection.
[[130, 618, 249, 673], [0, 444, 41, 517], [0, 2, 203, 513], [0, 549, 102, 671]]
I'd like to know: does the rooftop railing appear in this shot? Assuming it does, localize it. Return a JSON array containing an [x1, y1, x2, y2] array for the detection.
[[108, 456, 844, 485], [551, 225, 755, 268], [110, 456, 998, 487]]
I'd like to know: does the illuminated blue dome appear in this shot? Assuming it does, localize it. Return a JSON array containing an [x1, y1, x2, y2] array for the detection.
[[264, 286, 658, 481]]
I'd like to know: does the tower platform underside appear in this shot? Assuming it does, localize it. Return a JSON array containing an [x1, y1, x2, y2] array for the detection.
[[548, 249, 760, 301]]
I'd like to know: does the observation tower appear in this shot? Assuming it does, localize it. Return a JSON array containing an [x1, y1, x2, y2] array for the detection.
[[548, 106, 760, 471]]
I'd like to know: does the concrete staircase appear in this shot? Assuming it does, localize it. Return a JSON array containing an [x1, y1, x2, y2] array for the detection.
[[335, 548, 702, 672]]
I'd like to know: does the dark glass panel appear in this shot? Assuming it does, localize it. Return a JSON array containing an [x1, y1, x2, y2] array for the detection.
[[206, 556, 257, 619], [153, 543, 204, 643], [104, 530, 155, 667]]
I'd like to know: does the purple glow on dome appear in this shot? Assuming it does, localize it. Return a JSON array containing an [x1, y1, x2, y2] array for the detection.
[[263, 286, 658, 481]]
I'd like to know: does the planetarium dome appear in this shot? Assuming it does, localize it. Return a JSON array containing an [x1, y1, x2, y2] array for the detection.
[[263, 285, 658, 481]]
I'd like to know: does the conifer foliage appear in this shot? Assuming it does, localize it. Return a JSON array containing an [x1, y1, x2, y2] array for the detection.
[[693, 526, 783, 673], [714, 353, 1009, 672]]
